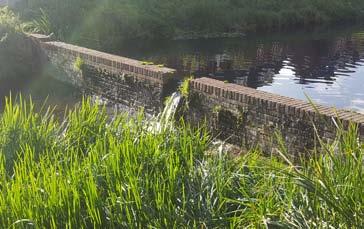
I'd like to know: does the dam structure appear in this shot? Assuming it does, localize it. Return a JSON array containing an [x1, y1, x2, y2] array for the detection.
[[29, 34, 364, 155], [29, 34, 177, 114], [186, 77, 364, 155]]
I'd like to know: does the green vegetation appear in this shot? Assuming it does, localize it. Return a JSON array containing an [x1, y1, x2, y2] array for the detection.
[[11, 0, 364, 45], [212, 105, 222, 114], [0, 7, 39, 79], [141, 61, 154, 66], [0, 7, 23, 33], [24, 8, 52, 35], [1, 4, 363, 227], [0, 97, 363, 227], [179, 77, 191, 98], [74, 56, 85, 71]]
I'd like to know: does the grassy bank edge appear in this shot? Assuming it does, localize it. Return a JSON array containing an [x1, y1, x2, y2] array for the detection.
[[0, 96, 362, 227]]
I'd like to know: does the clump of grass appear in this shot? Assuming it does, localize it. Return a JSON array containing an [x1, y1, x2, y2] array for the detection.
[[0, 96, 363, 227], [0, 96, 294, 227], [73, 56, 84, 71], [23, 8, 52, 35], [212, 105, 222, 114], [280, 123, 364, 228], [179, 77, 192, 98]]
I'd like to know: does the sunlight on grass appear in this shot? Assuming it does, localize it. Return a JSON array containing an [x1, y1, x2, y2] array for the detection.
[[0, 96, 362, 227]]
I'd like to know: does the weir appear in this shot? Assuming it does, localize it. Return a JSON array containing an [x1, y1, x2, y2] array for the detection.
[[29, 33, 176, 114], [29, 34, 364, 155], [187, 77, 364, 155]]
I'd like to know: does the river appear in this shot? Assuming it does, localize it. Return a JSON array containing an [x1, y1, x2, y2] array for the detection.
[[98, 25, 364, 113]]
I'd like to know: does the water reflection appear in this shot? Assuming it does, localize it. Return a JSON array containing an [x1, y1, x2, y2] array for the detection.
[[2, 27, 363, 114], [108, 28, 364, 113]]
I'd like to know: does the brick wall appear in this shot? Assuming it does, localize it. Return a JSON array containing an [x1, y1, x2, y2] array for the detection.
[[29, 34, 176, 114], [82, 65, 165, 114], [29, 33, 364, 155], [187, 77, 364, 155], [39, 41, 175, 84]]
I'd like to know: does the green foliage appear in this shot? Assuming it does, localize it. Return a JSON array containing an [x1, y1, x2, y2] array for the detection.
[[141, 61, 154, 65], [0, 7, 23, 33], [12, 0, 364, 44], [0, 97, 363, 227], [179, 77, 191, 98], [23, 8, 52, 35], [212, 105, 222, 114], [0, 7, 39, 79], [0, 96, 58, 171], [73, 56, 84, 71], [278, 124, 364, 227]]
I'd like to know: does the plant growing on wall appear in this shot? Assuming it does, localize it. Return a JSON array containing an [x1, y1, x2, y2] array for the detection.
[[74, 56, 84, 71], [179, 77, 192, 99], [212, 105, 222, 114]]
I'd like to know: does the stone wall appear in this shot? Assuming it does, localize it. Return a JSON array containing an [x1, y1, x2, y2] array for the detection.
[[187, 77, 364, 155], [29, 34, 176, 114]]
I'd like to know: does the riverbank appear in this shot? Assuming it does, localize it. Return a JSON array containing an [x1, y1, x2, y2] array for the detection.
[[11, 0, 364, 43], [0, 97, 363, 227]]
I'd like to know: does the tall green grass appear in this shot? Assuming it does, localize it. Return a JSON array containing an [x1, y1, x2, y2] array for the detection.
[[0, 96, 363, 227]]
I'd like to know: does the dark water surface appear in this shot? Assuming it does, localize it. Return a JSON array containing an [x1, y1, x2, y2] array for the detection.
[[0, 73, 81, 115], [99, 26, 364, 113]]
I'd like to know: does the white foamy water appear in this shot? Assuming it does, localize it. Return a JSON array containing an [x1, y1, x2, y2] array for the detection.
[[148, 92, 182, 133]]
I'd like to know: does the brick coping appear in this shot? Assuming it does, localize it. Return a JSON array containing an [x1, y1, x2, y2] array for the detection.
[[191, 77, 364, 124], [29, 34, 176, 82]]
